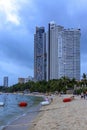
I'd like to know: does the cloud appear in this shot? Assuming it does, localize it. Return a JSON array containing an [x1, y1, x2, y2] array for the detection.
[[0, 0, 34, 27], [0, 60, 33, 76], [0, 28, 34, 68], [0, 0, 21, 26]]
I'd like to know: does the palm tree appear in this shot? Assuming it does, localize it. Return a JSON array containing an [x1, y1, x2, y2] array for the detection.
[[82, 73, 87, 87], [61, 76, 70, 87], [82, 73, 87, 80]]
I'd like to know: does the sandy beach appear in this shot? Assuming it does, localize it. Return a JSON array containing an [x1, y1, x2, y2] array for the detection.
[[30, 94, 87, 130]]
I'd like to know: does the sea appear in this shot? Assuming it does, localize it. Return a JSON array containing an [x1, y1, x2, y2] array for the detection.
[[0, 93, 43, 130]]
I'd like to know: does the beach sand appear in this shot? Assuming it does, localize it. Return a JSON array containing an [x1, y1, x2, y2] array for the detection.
[[30, 95, 87, 130]]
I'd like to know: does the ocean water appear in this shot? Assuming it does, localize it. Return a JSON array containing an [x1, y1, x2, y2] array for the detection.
[[0, 93, 43, 130]]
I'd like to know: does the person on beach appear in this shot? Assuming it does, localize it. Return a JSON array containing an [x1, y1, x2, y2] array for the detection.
[[83, 92, 85, 99], [50, 95, 53, 102], [45, 96, 53, 103], [81, 92, 85, 99], [45, 97, 49, 101], [81, 92, 84, 99], [85, 91, 87, 99]]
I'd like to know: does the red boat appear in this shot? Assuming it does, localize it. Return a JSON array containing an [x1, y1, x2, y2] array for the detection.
[[63, 98, 71, 102], [18, 102, 28, 107]]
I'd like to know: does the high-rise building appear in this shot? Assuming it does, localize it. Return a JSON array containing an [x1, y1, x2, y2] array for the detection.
[[3, 76, 8, 87], [47, 22, 81, 80], [34, 27, 46, 81]]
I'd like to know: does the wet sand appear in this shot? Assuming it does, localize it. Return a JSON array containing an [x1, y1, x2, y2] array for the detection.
[[3, 110, 39, 130]]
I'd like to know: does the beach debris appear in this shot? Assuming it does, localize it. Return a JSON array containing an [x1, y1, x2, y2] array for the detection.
[[18, 102, 28, 107]]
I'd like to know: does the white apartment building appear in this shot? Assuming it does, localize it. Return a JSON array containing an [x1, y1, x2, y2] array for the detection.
[[47, 22, 81, 80]]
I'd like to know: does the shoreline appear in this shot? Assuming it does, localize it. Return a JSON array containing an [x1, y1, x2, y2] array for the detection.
[[3, 109, 40, 130], [1, 93, 53, 130], [29, 94, 87, 130], [3, 94, 87, 130], [1, 93, 44, 130]]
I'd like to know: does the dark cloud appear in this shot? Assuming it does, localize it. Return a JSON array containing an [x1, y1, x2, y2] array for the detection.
[[0, 27, 33, 68]]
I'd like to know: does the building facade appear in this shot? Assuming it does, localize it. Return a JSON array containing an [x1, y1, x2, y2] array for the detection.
[[47, 22, 81, 80], [25, 76, 34, 83], [34, 27, 46, 81], [18, 78, 25, 84]]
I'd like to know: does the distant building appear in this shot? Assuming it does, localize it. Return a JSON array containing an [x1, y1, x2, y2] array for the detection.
[[25, 76, 34, 83], [18, 78, 25, 84], [18, 76, 34, 84], [3, 76, 8, 87]]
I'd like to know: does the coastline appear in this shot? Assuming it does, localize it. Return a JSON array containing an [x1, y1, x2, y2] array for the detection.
[[3, 93, 87, 130], [1, 93, 44, 130], [29, 94, 87, 130], [3, 108, 40, 130]]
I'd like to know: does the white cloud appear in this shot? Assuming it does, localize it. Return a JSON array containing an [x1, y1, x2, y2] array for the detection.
[[0, 0, 34, 28], [0, 0, 21, 25]]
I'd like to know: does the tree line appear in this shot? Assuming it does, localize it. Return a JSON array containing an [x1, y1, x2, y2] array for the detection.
[[0, 73, 87, 94]]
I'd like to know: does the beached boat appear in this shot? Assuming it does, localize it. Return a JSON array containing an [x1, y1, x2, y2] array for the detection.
[[40, 100, 50, 105], [0, 102, 4, 106], [63, 98, 71, 102]]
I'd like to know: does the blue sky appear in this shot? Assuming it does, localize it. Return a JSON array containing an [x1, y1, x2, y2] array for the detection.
[[0, 0, 87, 86]]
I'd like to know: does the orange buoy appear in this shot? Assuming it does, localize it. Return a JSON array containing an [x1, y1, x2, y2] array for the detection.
[[18, 102, 28, 107], [63, 98, 71, 102]]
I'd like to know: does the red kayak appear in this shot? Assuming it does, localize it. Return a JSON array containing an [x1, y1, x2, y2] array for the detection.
[[63, 98, 71, 102], [18, 102, 28, 107]]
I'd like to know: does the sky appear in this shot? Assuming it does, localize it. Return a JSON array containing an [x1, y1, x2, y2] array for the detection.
[[0, 0, 87, 86]]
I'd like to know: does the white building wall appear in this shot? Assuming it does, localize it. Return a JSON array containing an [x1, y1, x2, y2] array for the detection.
[[47, 22, 80, 80]]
